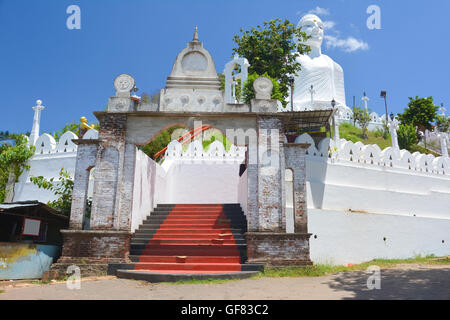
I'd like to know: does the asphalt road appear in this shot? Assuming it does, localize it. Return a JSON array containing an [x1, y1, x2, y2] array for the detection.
[[1, 264, 449, 300]]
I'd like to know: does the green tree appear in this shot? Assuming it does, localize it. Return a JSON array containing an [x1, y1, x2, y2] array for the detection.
[[232, 19, 310, 107], [141, 126, 187, 160], [353, 107, 371, 139], [398, 123, 418, 150], [242, 73, 283, 105], [397, 96, 439, 131], [436, 115, 449, 133], [0, 135, 35, 203], [352, 107, 363, 127], [30, 169, 74, 216]]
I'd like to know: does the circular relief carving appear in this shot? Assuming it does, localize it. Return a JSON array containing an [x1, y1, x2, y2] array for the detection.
[[181, 52, 207, 72], [164, 96, 172, 106], [253, 77, 273, 99], [197, 96, 206, 105], [180, 95, 190, 105], [114, 74, 135, 93], [212, 96, 222, 106]]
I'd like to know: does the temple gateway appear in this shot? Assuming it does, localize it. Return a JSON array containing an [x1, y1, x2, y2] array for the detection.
[[43, 25, 334, 281]]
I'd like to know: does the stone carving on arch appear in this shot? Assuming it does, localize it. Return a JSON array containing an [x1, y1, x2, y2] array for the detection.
[[56, 131, 78, 153], [340, 140, 361, 163], [380, 147, 397, 168], [360, 144, 381, 165], [317, 137, 331, 158], [165, 140, 183, 159], [432, 157, 450, 175], [295, 133, 319, 157], [206, 140, 226, 160], [184, 140, 204, 160], [83, 129, 99, 140], [399, 150, 416, 171], [35, 134, 56, 154]]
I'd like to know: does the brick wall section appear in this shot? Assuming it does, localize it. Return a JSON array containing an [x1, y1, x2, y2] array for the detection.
[[60, 230, 131, 260], [246, 232, 312, 266], [285, 143, 310, 233], [115, 143, 136, 230], [256, 116, 286, 232], [90, 114, 135, 231], [70, 141, 99, 230]]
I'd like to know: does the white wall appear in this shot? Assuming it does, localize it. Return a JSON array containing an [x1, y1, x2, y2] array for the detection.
[[309, 209, 450, 265], [130, 149, 158, 233], [13, 129, 98, 204], [237, 168, 248, 216], [14, 153, 77, 203], [158, 160, 242, 204], [295, 133, 450, 220]]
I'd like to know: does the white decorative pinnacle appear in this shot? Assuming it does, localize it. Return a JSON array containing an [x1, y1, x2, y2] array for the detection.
[[361, 92, 370, 112], [29, 99, 45, 146]]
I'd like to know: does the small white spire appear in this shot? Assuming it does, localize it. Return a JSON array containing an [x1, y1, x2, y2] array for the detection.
[[29, 99, 45, 146], [193, 26, 199, 42]]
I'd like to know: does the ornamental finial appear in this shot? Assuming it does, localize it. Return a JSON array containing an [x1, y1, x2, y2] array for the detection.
[[193, 26, 199, 42]]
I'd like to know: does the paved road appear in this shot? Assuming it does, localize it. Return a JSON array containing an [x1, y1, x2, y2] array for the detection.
[[1, 264, 449, 300]]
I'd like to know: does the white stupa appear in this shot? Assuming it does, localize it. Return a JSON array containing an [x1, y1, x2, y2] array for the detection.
[[291, 14, 351, 113]]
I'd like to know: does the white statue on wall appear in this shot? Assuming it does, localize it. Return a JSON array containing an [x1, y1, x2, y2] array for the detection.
[[224, 55, 249, 104], [293, 14, 349, 112], [388, 118, 400, 151]]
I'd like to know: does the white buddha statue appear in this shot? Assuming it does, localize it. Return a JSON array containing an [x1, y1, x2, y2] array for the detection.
[[292, 14, 349, 112]]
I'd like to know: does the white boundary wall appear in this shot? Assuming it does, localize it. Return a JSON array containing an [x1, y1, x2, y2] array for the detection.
[[309, 209, 450, 265], [13, 130, 98, 203]]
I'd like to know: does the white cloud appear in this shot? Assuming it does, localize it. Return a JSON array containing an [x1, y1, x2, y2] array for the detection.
[[308, 6, 330, 16], [324, 35, 369, 53], [323, 21, 336, 30]]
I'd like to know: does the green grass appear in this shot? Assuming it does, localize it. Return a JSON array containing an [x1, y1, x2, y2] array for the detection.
[[338, 123, 442, 156], [163, 255, 450, 285], [0, 290, 4, 294], [256, 255, 450, 279], [339, 123, 392, 150], [409, 144, 440, 157]]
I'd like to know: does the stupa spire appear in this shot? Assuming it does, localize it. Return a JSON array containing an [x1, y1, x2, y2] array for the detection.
[[193, 26, 199, 42]]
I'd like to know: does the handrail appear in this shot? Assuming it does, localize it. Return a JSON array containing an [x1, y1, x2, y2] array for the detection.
[[154, 125, 212, 160]]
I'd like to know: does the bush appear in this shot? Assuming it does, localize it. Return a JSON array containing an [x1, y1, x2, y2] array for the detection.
[[398, 124, 418, 150]]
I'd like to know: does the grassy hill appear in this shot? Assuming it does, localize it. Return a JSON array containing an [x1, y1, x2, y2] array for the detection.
[[338, 122, 439, 156], [339, 123, 392, 150]]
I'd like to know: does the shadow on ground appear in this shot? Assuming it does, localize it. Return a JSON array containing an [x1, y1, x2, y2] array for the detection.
[[325, 267, 450, 300]]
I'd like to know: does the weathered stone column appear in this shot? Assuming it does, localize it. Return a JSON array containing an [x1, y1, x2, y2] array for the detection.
[[89, 114, 127, 230], [256, 115, 286, 232], [284, 143, 310, 233], [69, 139, 99, 230]]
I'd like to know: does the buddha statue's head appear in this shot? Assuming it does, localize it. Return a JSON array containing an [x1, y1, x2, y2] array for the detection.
[[297, 14, 324, 49]]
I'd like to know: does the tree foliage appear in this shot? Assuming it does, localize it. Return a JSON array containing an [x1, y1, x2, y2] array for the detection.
[[232, 19, 310, 107], [141, 126, 187, 160], [30, 169, 74, 216], [436, 115, 449, 133], [397, 96, 439, 131], [398, 123, 418, 150], [352, 107, 371, 139], [0, 135, 35, 203]]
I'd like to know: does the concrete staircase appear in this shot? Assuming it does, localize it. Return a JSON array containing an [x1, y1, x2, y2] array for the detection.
[[108, 204, 263, 282]]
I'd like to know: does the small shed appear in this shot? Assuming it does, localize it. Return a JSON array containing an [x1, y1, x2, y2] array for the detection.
[[0, 201, 69, 280]]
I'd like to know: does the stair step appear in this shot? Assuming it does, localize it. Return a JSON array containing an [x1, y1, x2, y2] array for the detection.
[[132, 239, 246, 245], [134, 262, 242, 272], [133, 234, 237, 240], [129, 255, 242, 264], [114, 203, 259, 281]]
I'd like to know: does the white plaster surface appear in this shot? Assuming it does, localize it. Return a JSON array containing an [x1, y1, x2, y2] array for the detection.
[[131, 150, 157, 233], [309, 209, 450, 265]]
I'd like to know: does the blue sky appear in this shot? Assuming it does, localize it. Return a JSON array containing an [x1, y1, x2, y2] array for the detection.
[[0, 0, 449, 134]]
